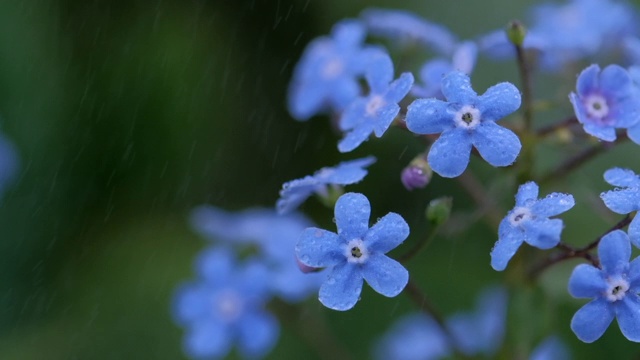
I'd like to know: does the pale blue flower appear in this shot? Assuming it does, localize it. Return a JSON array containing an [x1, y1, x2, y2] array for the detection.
[[406, 71, 521, 178], [600, 167, 640, 248], [491, 182, 575, 271], [568, 230, 640, 343], [296, 192, 409, 311], [374, 313, 450, 360], [530, 336, 571, 360]]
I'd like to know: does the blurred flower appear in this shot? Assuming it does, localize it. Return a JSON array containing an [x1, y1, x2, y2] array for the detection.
[[296, 192, 409, 310], [373, 313, 450, 360], [338, 50, 413, 152], [405, 71, 521, 178], [277, 156, 376, 214], [530, 335, 571, 360], [568, 230, 640, 342], [570, 64, 640, 141], [0, 131, 19, 197], [600, 167, 640, 248], [172, 248, 279, 359], [491, 181, 575, 271]]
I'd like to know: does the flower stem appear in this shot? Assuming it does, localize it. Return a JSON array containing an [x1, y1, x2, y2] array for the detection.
[[515, 44, 534, 132], [398, 223, 442, 263], [536, 116, 578, 137]]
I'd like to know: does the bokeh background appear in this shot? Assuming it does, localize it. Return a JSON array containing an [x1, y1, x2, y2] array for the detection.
[[0, 0, 639, 358]]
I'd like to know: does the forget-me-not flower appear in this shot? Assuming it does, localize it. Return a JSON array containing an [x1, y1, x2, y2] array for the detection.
[[600, 167, 640, 248], [172, 248, 279, 359], [296, 192, 409, 311], [405, 71, 522, 178], [570, 64, 640, 141], [568, 230, 640, 343], [338, 51, 413, 152], [491, 181, 575, 271], [277, 156, 375, 214], [288, 20, 371, 121], [530, 336, 571, 360], [373, 313, 450, 360]]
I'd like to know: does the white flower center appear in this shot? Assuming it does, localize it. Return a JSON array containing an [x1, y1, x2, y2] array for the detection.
[[509, 207, 532, 226], [214, 289, 243, 322], [453, 105, 481, 129], [584, 94, 609, 120], [366, 95, 386, 117], [322, 59, 344, 79], [605, 277, 629, 302], [344, 238, 369, 264]]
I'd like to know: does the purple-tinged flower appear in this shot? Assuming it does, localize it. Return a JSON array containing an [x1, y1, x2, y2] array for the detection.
[[190, 207, 324, 302], [360, 8, 457, 55], [172, 248, 279, 359], [338, 50, 413, 152], [296, 192, 409, 311], [412, 41, 478, 99], [570, 64, 640, 141], [530, 336, 571, 360], [288, 20, 371, 121], [600, 167, 640, 248], [373, 313, 450, 360], [405, 71, 521, 178], [400, 154, 431, 191], [491, 181, 575, 271], [446, 286, 507, 357], [568, 230, 640, 343], [277, 156, 375, 214]]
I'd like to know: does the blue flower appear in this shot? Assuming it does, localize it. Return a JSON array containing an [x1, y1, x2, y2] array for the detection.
[[172, 247, 279, 359], [570, 64, 640, 141], [338, 51, 413, 152], [0, 131, 19, 197], [405, 71, 522, 178], [412, 41, 477, 99], [373, 313, 450, 360], [190, 206, 325, 302], [277, 156, 376, 214], [600, 167, 640, 248], [624, 66, 640, 144], [491, 181, 575, 271], [568, 230, 640, 343], [530, 336, 571, 360], [446, 286, 507, 357], [288, 20, 371, 121], [296, 192, 409, 311]]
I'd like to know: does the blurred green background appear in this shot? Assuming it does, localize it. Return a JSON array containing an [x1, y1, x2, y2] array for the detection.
[[0, 0, 639, 358]]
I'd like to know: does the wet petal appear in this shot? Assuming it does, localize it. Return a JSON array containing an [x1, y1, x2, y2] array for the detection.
[[615, 295, 640, 342], [491, 219, 524, 271], [296, 228, 343, 268], [405, 98, 454, 134], [515, 181, 539, 206], [576, 64, 600, 96], [365, 212, 410, 254], [441, 71, 477, 104], [476, 82, 521, 122], [338, 122, 374, 153], [362, 254, 409, 297], [570, 298, 614, 343], [319, 262, 363, 311], [568, 264, 607, 298], [599, 230, 631, 276], [522, 218, 563, 249], [604, 168, 640, 188], [600, 187, 640, 214], [472, 122, 521, 167], [531, 193, 575, 217], [427, 128, 472, 178], [335, 192, 371, 240]]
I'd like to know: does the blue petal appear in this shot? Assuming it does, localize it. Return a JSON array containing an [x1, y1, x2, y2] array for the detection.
[[603, 168, 640, 188], [568, 264, 607, 298], [296, 228, 343, 268], [365, 50, 394, 94], [491, 219, 524, 271], [522, 218, 563, 249], [600, 64, 633, 100], [362, 253, 408, 297], [441, 71, 477, 104], [184, 320, 231, 359], [319, 262, 363, 311], [386, 72, 414, 103], [531, 193, 575, 217], [600, 188, 640, 214], [237, 311, 280, 358], [338, 122, 374, 153], [330, 78, 361, 111], [583, 122, 617, 142], [599, 230, 631, 275], [339, 97, 368, 131], [196, 247, 235, 284], [332, 19, 366, 50], [615, 295, 640, 342], [372, 103, 400, 137], [451, 41, 477, 74], [323, 156, 376, 184], [570, 298, 614, 343], [405, 98, 454, 134], [608, 98, 640, 128], [530, 336, 570, 360], [412, 59, 450, 98], [365, 212, 410, 253], [627, 123, 640, 144], [628, 216, 640, 249], [335, 192, 371, 239], [476, 82, 521, 122], [288, 80, 327, 121], [515, 181, 539, 207], [172, 283, 211, 325], [471, 121, 521, 167], [576, 64, 600, 96], [428, 128, 472, 178], [277, 176, 320, 214], [628, 256, 640, 292]]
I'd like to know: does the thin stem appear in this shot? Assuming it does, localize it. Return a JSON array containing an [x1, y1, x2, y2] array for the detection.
[[398, 224, 442, 263], [536, 116, 578, 137], [515, 44, 534, 132], [456, 171, 503, 228]]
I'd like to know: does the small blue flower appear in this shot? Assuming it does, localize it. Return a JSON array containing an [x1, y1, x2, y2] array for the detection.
[[288, 20, 371, 121], [0, 131, 19, 197], [446, 286, 507, 357], [373, 313, 450, 360], [530, 335, 571, 360], [277, 156, 376, 214], [491, 181, 575, 271], [405, 71, 522, 178], [172, 248, 279, 359], [568, 230, 640, 343], [338, 51, 413, 152], [296, 192, 410, 311], [600, 167, 640, 248], [570, 64, 640, 141]]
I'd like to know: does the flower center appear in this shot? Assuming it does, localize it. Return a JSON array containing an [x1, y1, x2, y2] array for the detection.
[[508, 207, 532, 226], [366, 95, 386, 116], [322, 59, 344, 79], [214, 289, 243, 322], [605, 277, 629, 302], [344, 238, 369, 264], [453, 105, 481, 129], [584, 94, 609, 120]]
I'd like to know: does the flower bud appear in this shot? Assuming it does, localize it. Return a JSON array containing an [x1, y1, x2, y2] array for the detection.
[[426, 196, 452, 226], [506, 20, 527, 47], [401, 155, 432, 191]]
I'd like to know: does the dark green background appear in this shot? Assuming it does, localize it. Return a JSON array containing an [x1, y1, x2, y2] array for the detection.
[[0, 0, 638, 358]]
